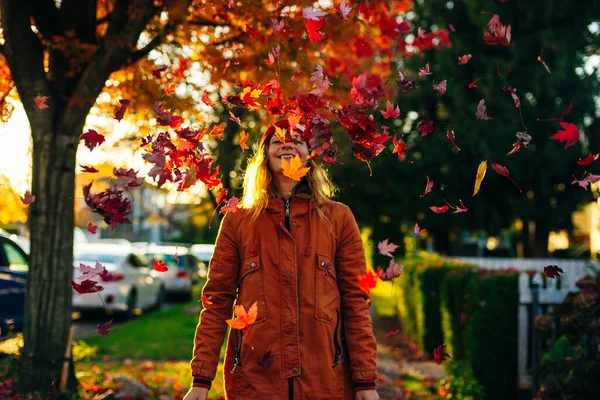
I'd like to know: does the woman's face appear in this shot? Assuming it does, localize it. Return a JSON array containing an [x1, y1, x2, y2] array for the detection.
[[267, 130, 310, 176]]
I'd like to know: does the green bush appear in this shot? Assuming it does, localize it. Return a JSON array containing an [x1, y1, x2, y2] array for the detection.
[[437, 360, 485, 400], [464, 269, 520, 400], [440, 267, 478, 360]]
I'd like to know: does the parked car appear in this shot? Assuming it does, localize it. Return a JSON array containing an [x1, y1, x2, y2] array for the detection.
[[0, 232, 28, 335], [140, 244, 199, 301], [189, 244, 215, 279], [73, 243, 165, 319]]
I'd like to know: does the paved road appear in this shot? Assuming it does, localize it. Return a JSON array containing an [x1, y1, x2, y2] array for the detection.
[[72, 300, 180, 340]]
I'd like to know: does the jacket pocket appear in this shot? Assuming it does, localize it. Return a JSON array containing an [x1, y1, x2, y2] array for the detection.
[[315, 253, 341, 325], [237, 255, 267, 325]]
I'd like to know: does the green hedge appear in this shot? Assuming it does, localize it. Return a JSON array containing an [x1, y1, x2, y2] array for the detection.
[[396, 259, 520, 400]]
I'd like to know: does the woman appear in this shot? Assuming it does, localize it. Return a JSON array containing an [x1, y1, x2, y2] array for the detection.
[[184, 120, 379, 400]]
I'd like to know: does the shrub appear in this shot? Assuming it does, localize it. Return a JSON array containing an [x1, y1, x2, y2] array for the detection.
[[437, 360, 485, 400], [464, 269, 520, 400]]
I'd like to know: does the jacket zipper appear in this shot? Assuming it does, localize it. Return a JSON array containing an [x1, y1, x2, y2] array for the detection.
[[332, 309, 342, 368], [230, 329, 242, 373], [285, 197, 294, 400]]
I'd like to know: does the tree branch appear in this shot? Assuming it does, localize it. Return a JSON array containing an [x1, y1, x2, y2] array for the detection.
[[0, 0, 51, 132], [96, 14, 112, 25], [123, 34, 164, 68], [60, 0, 97, 43], [31, 0, 61, 38]]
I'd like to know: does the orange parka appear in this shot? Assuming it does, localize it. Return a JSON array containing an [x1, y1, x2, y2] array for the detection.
[[190, 196, 378, 399]]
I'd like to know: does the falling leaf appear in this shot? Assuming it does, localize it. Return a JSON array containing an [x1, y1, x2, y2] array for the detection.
[[420, 176, 434, 197], [281, 154, 311, 181], [87, 222, 98, 234], [483, 14, 511, 46], [165, 82, 177, 95], [507, 132, 532, 155], [226, 301, 258, 349], [571, 172, 600, 190], [414, 223, 425, 237], [418, 63, 432, 76], [468, 77, 482, 88], [79, 129, 105, 151], [377, 258, 403, 281], [152, 65, 167, 78], [381, 101, 400, 119], [430, 205, 449, 214], [537, 56, 552, 74], [200, 295, 213, 307], [543, 265, 564, 279], [392, 135, 409, 160], [503, 87, 521, 108], [153, 258, 168, 272], [271, 18, 285, 33], [432, 80, 447, 97], [446, 129, 461, 151], [201, 90, 215, 107], [239, 130, 249, 151], [20, 190, 35, 205], [491, 162, 522, 192], [34, 93, 49, 109], [378, 238, 399, 257], [303, 6, 327, 20], [417, 118, 434, 137], [97, 319, 113, 336], [71, 279, 103, 294], [220, 197, 239, 214], [551, 122, 580, 149], [577, 153, 599, 166], [417, 27, 426, 39], [447, 199, 469, 214], [337, 0, 352, 20], [357, 270, 379, 293], [396, 70, 419, 92], [475, 100, 492, 120], [473, 161, 488, 196], [433, 344, 451, 364], [458, 54, 472, 65], [384, 329, 401, 337], [80, 164, 99, 173], [114, 99, 131, 121]]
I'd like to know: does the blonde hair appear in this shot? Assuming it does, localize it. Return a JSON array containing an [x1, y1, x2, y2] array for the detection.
[[240, 136, 338, 222]]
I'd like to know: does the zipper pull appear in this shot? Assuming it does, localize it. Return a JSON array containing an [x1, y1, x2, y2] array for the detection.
[[230, 361, 238, 374]]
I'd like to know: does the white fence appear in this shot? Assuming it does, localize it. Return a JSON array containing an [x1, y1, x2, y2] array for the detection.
[[448, 257, 596, 389]]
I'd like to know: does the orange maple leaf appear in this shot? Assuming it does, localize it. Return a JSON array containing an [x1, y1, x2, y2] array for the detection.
[[34, 93, 49, 109], [281, 154, 310, 182], [226, 301, 258, 349], [165, 82, 177, 95], [239, 130, 249, 151]]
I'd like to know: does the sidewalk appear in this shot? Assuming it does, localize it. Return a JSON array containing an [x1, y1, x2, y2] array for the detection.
[[372, 315, 445, 399]]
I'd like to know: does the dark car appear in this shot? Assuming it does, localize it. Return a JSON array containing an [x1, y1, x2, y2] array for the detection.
[[0, 233, 29, 336]]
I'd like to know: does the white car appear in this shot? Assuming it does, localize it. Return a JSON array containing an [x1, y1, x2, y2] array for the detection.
[[140, 244, 199, 301], [72, 243, 165, 319], [189, 244, 215, 279]]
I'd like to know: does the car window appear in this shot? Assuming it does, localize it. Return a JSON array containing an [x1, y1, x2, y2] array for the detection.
[[2, 241, 28, 272], [75, 253, 124, 265]]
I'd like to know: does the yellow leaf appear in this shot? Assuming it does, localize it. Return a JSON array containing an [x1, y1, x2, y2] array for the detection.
[[282, 154, 310, 181], [473, 160, 487, 196], [275, 126, 288, 141]]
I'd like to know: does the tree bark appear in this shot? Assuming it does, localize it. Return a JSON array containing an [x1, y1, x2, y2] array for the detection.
[[18, 125, 81, 393], [531, 221, 550, 258]]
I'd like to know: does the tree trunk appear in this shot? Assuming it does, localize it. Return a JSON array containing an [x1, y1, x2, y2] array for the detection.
[[18, 126, 81, 393], [531, 221, 550, 258]]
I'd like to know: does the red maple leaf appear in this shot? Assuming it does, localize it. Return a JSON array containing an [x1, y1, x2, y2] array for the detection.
[[80, 164, 99, 173], [396, 70, 419, 92], [414, 223, 425, 236], [503, 87, 520, 108], [97, 319, 113, 336], [384, 329, 401, 337], [392, 135, 409, 160], [220, 197, 239, 214], [114, 99, 131, 121], [87, 222, 98, 234], [34, 93, 49, 109], [446, 129, 461, 151], [305, 18, 326, 42], [475, 100, 492, 120], [357, 270, 379, 293], [417, 118, 434, 137], [577, 153, 599, 166], [420, 176, 434, 197], [418, 63, 432, 76], [381, 101, 400, 119], [153, 258, 168, 272], [433, 344, 451, 364], [543, 265, 564, 279], [458, 54, 472, 65], [71, 279, 103, 294], [430, 205, 449, 214], [551, 122, 580, 149], [200, 295, 213, 307], [483, 14, 511, 46], [79, 129, 105, 151], [378, 238, 399, 257], [152, 65, 167, 78], [201, 90, 215, 107], [468, 77, 482, 88], [20, 190, 35, 205], [491, 162, 522, 192], [432, 80, 447, 97]]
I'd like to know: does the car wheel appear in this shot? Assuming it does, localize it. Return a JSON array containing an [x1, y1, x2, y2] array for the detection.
[[120, 290, 137, 321], [153, 286, 165, 311]]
